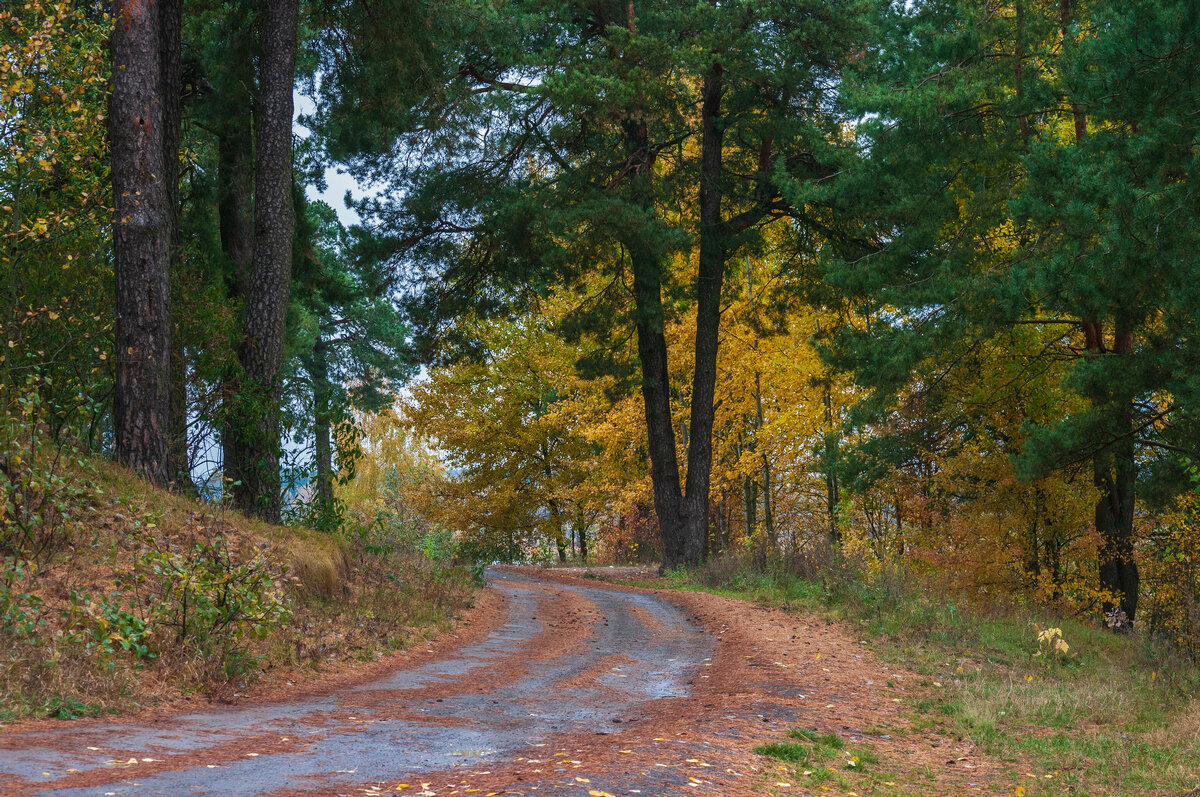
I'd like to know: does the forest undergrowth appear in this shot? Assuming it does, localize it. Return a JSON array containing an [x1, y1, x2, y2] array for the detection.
[[644, 548, 1200, 796], [0, 454, 476, 724]]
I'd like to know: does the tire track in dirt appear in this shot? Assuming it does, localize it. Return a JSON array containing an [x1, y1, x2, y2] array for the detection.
[[375, 568, 1011, 797], [0, 567, 1009, 796], [0, 568, 712, 796]]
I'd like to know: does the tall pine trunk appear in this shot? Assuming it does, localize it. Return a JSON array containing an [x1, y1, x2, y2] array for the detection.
[[615, 6, 732, 571], [1085, 322, 1139, 623], [624, 53, 729, 572], [229, 0, 298, 522], [159, 0, 190, 493], [110, 0, 172, 487], [622, 109, 687, 570], [629, 248, 686, 567], [310, 336, 334, 511], [217, 82, 255, 502], [1061, 0, 1138, 625], [679, 59, 727, 567]]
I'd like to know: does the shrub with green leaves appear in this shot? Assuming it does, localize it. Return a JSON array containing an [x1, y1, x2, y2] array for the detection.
[[78, 592, 154, 662], [135, 539, 291, 675], [0, 377, 94, 563], [0, 558, 45, 643], [419, 526, 458, 562]]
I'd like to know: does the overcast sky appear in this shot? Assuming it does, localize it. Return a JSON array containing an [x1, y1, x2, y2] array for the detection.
[[295, 90, 366, 228]]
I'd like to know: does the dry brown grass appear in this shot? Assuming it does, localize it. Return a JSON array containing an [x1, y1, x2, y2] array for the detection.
[[0, 461, 475, 722]]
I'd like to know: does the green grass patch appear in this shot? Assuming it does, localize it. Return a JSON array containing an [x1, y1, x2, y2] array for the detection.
[[788, 727, 843, 749], [649, 550, 1200, 796], [754, 741, 811, 763], [756, 726, 891, 794]]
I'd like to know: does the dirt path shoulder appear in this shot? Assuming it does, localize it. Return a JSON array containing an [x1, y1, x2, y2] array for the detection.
[[489, 567, 1013, 797], [0, 566, 1014, 796]]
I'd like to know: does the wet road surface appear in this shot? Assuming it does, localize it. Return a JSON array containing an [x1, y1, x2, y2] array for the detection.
[[0, 568, 713, 795]]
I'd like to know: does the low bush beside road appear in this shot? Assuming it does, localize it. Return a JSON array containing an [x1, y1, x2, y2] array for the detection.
[[0, 460, 476, 723]]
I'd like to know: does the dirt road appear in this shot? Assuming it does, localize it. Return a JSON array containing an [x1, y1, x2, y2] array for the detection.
[[0, 567, 999, 796]]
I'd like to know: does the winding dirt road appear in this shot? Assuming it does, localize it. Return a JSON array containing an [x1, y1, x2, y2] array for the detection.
[[0, 567, 1000, 796]]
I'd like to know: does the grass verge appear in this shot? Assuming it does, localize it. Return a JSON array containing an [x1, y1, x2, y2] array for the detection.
[[755, 727, 885, 794], [646, 549, 1200, 796]]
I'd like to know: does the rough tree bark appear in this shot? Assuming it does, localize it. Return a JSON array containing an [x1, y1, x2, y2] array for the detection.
[[615, 6, 773, 571], [110, 0, 172, 487], [622, 108, 687, 569], [158, 0, 190, 492], [229, 0, 298, 522], [216, 108, 255, 497], [622, 43, 736, 571], [678, 58, 727, 567]]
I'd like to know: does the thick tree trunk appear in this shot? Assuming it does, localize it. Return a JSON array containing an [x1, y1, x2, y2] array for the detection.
[[612, 0, 690, 572], [622, 110, 687, 570], [617, 7, 729, 572], [1059, 0, 1137, 624], [678, 59, 727, 567], [229, 0, 298, 522], [159, 0, 190, 493], [110, 0, 172, 487], [215, 44, 255, 497], [630, 248, 685, 568]]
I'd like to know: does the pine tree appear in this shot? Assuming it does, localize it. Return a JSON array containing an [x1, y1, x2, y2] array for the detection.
[[109, 0, 181, 486], [822, 0, 1200, 623], [290, 198, 415, 526], [339, 0, 864, 569], [224, 0, 300, 522]]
